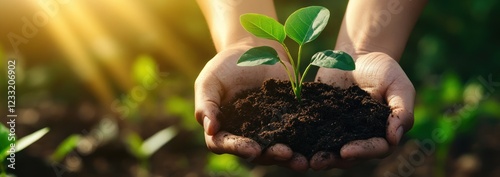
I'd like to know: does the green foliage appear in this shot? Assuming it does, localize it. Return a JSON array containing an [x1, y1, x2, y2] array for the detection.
[[164, 96, 198, 131], [50, 134, 81, 162], [132, 54, 159, 89], [0, 125, 9, 160], [441, 73, 463, 104], [13, 127, 50, 154], [126, 132, 147, 160], [407, 70, 500, 176], [125, 126, 178, 160], [240, 14, 286, 43], [311, 50, 355, 70], [1, 126, 49, 176], [237, 6, 355, 101], [141, 126, 177, 157], [205, 154, 250, 177], [284, 6, 330, 45], [237, 46, 280, 66], [479, 100, 500, 118], [124, 126, 178, 176]]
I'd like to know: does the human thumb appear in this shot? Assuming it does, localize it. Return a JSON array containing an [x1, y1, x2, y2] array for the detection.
[[385, 74, 415, 146], [194, 74, 223, 136]]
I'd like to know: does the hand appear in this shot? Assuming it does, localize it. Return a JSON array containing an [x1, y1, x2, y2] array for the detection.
[[194, 43, 310, 171], [313, 52, 415, 170]]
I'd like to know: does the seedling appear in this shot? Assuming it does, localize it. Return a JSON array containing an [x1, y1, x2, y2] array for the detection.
[[125, 126, 178, 176], [237, 6, 355, 101], [1, 125, 49, 177]]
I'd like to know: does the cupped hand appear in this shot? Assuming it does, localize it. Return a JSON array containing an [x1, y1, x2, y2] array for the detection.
[[194, 44, 310, 171], [312, 52, 415, 170]]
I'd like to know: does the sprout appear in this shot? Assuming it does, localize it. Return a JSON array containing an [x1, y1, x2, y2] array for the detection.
[[237, 6, 355, 101]]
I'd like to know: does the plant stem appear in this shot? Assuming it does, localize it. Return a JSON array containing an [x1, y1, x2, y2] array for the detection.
[[138, 158, 151, 177], [279, 60, 296, 93], [294, 45, 304, 101], [281, 44, 296, 75], [300, 63, 314, 86], [296, 45, 303, 81], [281, 43, 297, 88]]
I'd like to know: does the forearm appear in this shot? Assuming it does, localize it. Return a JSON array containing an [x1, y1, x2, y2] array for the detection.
[[196, 0, 279, 52], [336, 0, 427, 61]]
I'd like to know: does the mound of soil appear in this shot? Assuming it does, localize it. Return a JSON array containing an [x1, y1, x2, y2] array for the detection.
[[220, 79, 391, 159]]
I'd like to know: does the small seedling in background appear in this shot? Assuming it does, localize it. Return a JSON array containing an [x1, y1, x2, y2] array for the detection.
[[0, 125, 49, 177], [50, 134, 81, 163], [125, 126, 178, 176], [237, 6, 355, 101]]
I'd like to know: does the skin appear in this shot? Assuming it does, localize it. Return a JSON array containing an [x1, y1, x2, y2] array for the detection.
[[195, 0, 427, 171]]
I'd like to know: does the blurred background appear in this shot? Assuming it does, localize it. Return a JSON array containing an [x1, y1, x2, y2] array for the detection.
[[0, 0, 499, 177]]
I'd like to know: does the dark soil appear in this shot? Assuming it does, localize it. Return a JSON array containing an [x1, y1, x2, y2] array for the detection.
[[220, 79, 391, 159]]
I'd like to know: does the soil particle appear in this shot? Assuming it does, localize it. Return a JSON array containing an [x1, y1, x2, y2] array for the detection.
[[220, 79, 391, 159]]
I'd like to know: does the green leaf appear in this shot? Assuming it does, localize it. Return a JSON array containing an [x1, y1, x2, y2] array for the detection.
[[165, 96, 197, 131], [205, 154, 251, 176], [141, 126, 177, 157], [441, 72, 462, 104], [240, 14, 286, 43], [133, 54, 159, 89], [125, 132, 147, 160], [50, 134, 81, 162], [0, 124, 11, 160], [284, 6, 330, 45], [436, 116, 456, 144], [237, 46, 280, 66], [16, 127, 50, 152], [311, 50, 355, 70]]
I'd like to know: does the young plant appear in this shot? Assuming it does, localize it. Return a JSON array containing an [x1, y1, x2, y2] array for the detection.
[[125, 126, 178, 176], [237, 6, 355, 101], [1, 125, 49, 177], [50, 134, 81, 162]]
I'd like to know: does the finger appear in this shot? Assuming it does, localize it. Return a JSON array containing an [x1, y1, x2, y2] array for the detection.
[[194, 64, 224, 135], [205, 131, 261, 160], [349, 53, 393, 102], [310, 152, 335, 170], [263, 143, 293, 161], [310, 152, 360, 170], [252, 144, 294, 165], [279, 153, 308, 172], [385, 73, 416, 145], [340, 137, 390, 159]]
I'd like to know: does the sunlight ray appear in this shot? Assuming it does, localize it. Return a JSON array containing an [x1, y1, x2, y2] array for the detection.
[[61, 1, 133, 91], [44, 12, 114, 105], [98, 0, 199, 80]]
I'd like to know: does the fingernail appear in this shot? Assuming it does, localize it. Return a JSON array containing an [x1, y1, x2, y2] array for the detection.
[[395, 126, 404, 145], [203, 116, 211, 133]]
